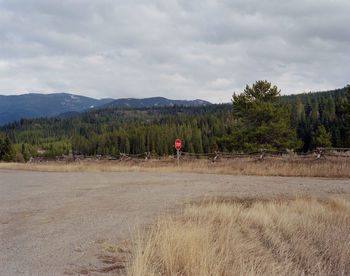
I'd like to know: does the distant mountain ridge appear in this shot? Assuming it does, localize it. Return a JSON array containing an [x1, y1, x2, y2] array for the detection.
[[101, 97, 211, 108], [0, 87, 347, 126], [0, 93, 114, 125], [0, 93, 211, 125]]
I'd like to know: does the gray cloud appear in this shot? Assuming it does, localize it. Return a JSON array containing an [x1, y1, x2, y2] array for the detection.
[[0, 0, 349, 102]]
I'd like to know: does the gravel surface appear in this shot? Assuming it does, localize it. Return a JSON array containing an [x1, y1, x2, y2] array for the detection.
[[0, 170, 349, 275]]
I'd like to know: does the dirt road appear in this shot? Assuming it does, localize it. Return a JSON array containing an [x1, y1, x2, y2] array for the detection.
[[1, 170, 349, 275]]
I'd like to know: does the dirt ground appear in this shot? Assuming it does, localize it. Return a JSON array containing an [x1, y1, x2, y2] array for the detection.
[[0, 170, 349, 275]]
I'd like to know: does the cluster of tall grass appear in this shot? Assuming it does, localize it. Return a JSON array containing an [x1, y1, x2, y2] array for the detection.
[[129, 196, 350, 276], [0, 157, 349, 177]]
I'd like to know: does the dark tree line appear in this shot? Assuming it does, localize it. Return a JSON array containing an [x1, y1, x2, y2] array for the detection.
[[290, 86, 349, 151], [0, 136, 16, 161], [0, 83, 349, 160]]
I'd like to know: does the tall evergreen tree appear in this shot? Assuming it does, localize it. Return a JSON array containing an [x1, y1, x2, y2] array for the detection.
[[343, 85, 350, 146], [1, 137, 16, 161], [226, 80, 302, 151], [326, 96, 336, 121], [312, 126, 332, 148], [291, 96, 304, 128]]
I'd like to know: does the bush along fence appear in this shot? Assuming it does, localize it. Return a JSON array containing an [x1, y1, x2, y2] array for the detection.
[[27, 147, 350, 163]]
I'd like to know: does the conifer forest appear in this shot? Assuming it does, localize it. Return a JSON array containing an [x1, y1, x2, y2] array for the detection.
[[0, 81, 349, 161]]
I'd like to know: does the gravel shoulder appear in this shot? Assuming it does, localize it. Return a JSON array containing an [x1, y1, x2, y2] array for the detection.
[[1, 170, 349, 275]]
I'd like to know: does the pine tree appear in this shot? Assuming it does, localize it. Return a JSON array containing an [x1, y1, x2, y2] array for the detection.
[[2, 137, 16, 162], [291, 96, 304, 128], [229, 80, 302, 151], [312, 126, 332, 148], [192, 128, 203, 153], [343, 85, 350, 146], [21, 143, 30, 162], [310, 98, 319, 125], [0, 136, 3, 160], [304, 96, 312, 117]]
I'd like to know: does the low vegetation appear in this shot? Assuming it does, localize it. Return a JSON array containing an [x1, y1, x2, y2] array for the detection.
[[1, 157, 349, 178], [129, 196, 350, 276]]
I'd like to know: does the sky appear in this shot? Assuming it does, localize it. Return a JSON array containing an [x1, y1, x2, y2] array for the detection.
[[0, 0, 349, 103]]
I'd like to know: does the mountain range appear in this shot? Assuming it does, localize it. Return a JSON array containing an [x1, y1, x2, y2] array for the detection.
[[103, 97, 210, 109], [0, 87, 347, 126], [0, 93, 211, 125]]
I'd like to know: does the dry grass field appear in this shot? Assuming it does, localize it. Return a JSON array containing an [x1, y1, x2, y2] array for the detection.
[[129, 196, 350, 276], [1, 156, 350, 177], [1, 169, 350, 275]]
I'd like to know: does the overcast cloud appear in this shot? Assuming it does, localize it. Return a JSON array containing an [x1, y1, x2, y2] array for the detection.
[[0, 0, 349, 102]]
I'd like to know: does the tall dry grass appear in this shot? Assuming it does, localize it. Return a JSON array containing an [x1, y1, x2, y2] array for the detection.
[[129, 196, 350, 276], [1, 157, 350, 177]]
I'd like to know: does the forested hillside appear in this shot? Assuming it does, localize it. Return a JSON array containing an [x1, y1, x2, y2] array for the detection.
[[0, 93, 114, 125], [290, 87, 349, 152], [0, 93, 211, 125], [280, 87, 347, 104], [101, 97, 211, 108], [0, 105, 232, 159], [0, 84, 349, 161]]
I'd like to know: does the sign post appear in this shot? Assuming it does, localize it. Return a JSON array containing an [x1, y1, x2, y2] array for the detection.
[[175, 139, 181, 166]]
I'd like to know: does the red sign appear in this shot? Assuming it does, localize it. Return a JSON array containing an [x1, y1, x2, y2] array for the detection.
[[175, 139, 181, 150]]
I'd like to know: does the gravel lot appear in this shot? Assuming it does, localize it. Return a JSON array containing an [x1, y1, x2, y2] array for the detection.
[[1, 170, 349, 275]]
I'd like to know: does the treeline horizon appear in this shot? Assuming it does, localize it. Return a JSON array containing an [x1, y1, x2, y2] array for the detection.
[[0, 83, 349, 161]]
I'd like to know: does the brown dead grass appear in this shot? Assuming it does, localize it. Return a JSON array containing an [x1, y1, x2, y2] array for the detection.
[[1, 157, 350, 177], [129, 196, 350, 276]]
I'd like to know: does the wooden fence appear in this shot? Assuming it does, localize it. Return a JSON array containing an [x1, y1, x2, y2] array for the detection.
[[29, 147, 350, 163]]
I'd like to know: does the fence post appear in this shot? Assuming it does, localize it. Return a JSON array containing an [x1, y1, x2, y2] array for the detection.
[[259, 149, 265, 160], [316, 148, 323, 159], [213, 151, 219, 162]]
